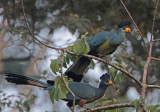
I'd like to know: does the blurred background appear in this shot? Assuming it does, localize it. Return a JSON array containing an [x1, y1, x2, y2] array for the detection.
[[0, 0, 160, 112]]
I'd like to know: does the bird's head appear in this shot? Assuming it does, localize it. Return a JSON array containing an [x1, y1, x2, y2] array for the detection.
[[118, 20, 131, 33], [100, 73, 114, 87]]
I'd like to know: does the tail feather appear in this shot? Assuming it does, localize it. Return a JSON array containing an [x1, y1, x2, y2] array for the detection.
[[65, 56, 91, 82], [5, 73, 49, 88]]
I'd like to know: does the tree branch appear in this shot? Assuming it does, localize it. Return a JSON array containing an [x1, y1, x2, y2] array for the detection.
[[150, 0, 159, 41], [138, 0, 159, 112], [152, 39, 160, 42], [147, 85, 160, 89], [120, 0, 148, 55], [84, 103, 134, 112], [151, 57, 160, 61], [0, 57, 31, 62], [60, 50, 76, 112], [82, 53, 142, 87], [21, 0, 63, 51]]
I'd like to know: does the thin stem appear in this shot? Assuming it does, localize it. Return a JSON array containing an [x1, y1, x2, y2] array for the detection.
[[151, 57, 160, 61], [60, 50, 76, 112], [150, 0, 159, 41], [21, 0, 63, 51], [147, 85, 160, 89], [84, 103, 134, 112], [82, 54, 142, 87], [138, 1, 159, 111], [152, 39, 160, 42], [120, 0, 148, 55]]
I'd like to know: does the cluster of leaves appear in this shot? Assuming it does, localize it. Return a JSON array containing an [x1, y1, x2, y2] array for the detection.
[[131, 99, 160, 112], [49, 33, 90, 103], [50, 76, 69, 104], [131, 99, 145, 111], [0, 90, 36, 112], [94, 94, 125, 112], [147, 104, 160, 112], [50, 33, 90, 74], [108, 63, 126, 83]]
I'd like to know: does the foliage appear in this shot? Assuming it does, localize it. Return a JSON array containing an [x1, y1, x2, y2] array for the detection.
[[147, 104, 160, 112], [108, 63, 126, 83], [0, 90, 36, 112], [0, 0, 160, 111], [73, 33, 90, 55], [50, 32, 90, 103], [131, 98, 145, 111], [50, 76, 69, 104]]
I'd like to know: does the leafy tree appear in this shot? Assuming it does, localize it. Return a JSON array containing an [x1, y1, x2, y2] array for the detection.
[[0, 0, 160, 112]]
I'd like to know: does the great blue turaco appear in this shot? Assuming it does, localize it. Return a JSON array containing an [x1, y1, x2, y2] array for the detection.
[[65, 20, 131, 82], [5, 72, 114, 108]]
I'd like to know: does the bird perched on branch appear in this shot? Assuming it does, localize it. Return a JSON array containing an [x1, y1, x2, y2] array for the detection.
[[65, 20, 131, 82], [5, 72, 114, 108]]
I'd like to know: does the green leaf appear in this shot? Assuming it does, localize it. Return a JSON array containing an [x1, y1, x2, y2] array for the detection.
[[108, 67, 118, 82], [81, 32, 88, 39], [66, 53, 78, 63], [73, 39, 90, 55], [147, 104, 160, 111], [90, 59, 95, 69], [54, 76, 61, 88], [54, 88, 59, 101], [115, 63, 127, 70], [61, 84, 69, 94], [131, 99, 140, 110], [58, 88, 67, 99], [50, 88, 56, 104], [102, 100, 112, 106], [65, 54, 70, 64], [140, 98, 145, 105], [120, 108, 125, 112], [66, 45, 73, 51], [117, 72, 126, 83], [50, 56, 62, 74], [63, 61, 67, 68]]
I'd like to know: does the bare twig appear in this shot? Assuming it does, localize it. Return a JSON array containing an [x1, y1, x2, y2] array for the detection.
[[150, 0, 159, 41], [21, 0, 63, 51], [120, 0, 148, 55], [151, 57, 160, 61], [147, 85, 160, 89], [152, 39, 160, 42], [60, 50, 75, 112], [82, 54, 142, 87], [138, 29, 152, 112], [138, 0, 159, 112], [84, 103, 134, 112]]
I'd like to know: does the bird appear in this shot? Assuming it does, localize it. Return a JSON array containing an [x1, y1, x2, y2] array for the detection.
[[5, 72, 114, 108], [65, 20, 131, 82]]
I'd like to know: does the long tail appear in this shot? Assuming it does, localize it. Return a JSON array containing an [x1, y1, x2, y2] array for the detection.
[[65, 56, 91, 82], [5, 73, 49, 88]]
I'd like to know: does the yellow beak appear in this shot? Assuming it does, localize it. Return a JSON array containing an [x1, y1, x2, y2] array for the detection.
[[125, 28, 131, 32], [109, 80, 115, 86]]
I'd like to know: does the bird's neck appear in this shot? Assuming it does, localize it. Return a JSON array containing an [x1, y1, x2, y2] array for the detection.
[[117, 28, 126, 36], [94, 82, 108, 99], [110, 29, 125, 45]]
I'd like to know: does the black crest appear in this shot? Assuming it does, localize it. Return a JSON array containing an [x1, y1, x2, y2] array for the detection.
[[118, 20, 131, 28], [100, 73, 110, 81]]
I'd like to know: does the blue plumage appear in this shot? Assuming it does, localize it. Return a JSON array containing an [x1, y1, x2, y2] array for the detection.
[[65, 20, 131, 82], [5, 72, 113, 107]]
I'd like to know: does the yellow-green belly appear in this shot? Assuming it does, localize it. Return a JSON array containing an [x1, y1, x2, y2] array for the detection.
[[96, 39, 116, 55]]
